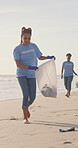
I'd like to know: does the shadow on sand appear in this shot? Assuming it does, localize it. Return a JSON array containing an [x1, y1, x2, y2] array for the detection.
[[32, 120, 78, 130]]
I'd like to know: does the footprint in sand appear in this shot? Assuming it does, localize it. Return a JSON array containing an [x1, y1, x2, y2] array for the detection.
[[75, 115, 78, 117], [9, 116, 18, 120], [0, 136, 6, 139], [38, 106, 41, 108], [48, 147, 56, 148], [63, 141, 72, 145]]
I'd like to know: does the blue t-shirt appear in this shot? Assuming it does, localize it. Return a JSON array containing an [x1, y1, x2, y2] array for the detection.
[[13, 43, 42, 78], [62, 61, 74, 77]]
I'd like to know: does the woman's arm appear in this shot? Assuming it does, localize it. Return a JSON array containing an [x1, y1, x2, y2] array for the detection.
[[15, 60, 38, 70], [61, 68, 63, 74], [38, 56, 55, 60], [73, 70, 77, 76], [38, 56, 47, 60], [61, 68, 64, 79], [15, 60, 28, 69]]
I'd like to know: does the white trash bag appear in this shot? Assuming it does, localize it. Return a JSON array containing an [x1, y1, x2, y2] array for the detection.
[[75, 76, 78, 88], [36, 59, 57, 98]]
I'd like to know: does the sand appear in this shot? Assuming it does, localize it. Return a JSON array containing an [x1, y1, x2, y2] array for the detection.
[[0, 91, 78, 148]]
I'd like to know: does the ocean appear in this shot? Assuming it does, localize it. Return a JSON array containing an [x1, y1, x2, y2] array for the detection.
[[0, 75, 77, 101]]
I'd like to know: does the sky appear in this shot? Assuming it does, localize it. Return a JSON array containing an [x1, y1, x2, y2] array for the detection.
[[0, 0, 78, 75]]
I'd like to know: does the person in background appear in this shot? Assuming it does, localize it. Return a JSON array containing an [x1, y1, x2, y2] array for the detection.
[[61, 53, 77, 98], [13, 27, 56, 124]]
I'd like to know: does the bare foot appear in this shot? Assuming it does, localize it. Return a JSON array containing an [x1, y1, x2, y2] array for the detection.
[[65, 94, 69, 98], [23, 119, 30, 124]]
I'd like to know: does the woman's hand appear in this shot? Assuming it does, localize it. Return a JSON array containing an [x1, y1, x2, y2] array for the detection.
[[47, 56, 56, 60], [38, 56, 56, 60], [28, 66, 38, 70]]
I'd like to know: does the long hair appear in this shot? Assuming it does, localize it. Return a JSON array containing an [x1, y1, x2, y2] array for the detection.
[[21, 27, 32, 44]]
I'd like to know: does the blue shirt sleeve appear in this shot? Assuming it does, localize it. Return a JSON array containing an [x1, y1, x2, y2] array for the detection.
[[33, 44, 42, 58], [13, 48, 21, 60], [62, 62, 65, 69]]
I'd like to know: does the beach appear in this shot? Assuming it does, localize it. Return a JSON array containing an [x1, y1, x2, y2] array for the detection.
[[0, 91, 78, 148]]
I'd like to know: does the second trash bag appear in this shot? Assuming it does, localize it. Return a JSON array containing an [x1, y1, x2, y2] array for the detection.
[[36, 59, 57, 98]]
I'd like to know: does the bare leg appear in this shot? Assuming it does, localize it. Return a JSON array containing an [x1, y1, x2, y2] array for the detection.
[[27, 103, 33, 118], [27, 109, 30, 118], [23, 109, 30, 124], [23, 109, 27, 119], [68, 90, 71, 95]]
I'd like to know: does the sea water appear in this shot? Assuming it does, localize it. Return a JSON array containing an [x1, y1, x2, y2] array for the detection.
[[0, 75, 77, 101]]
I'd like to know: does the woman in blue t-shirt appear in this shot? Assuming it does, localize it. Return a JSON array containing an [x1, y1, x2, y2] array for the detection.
[[13, 27, 55, 124], [61, 53, 77, 98]]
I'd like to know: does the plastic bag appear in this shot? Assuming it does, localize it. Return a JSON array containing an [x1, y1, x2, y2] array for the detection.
[[75, 76, 78, 88], [36, 59, 57, 98]]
